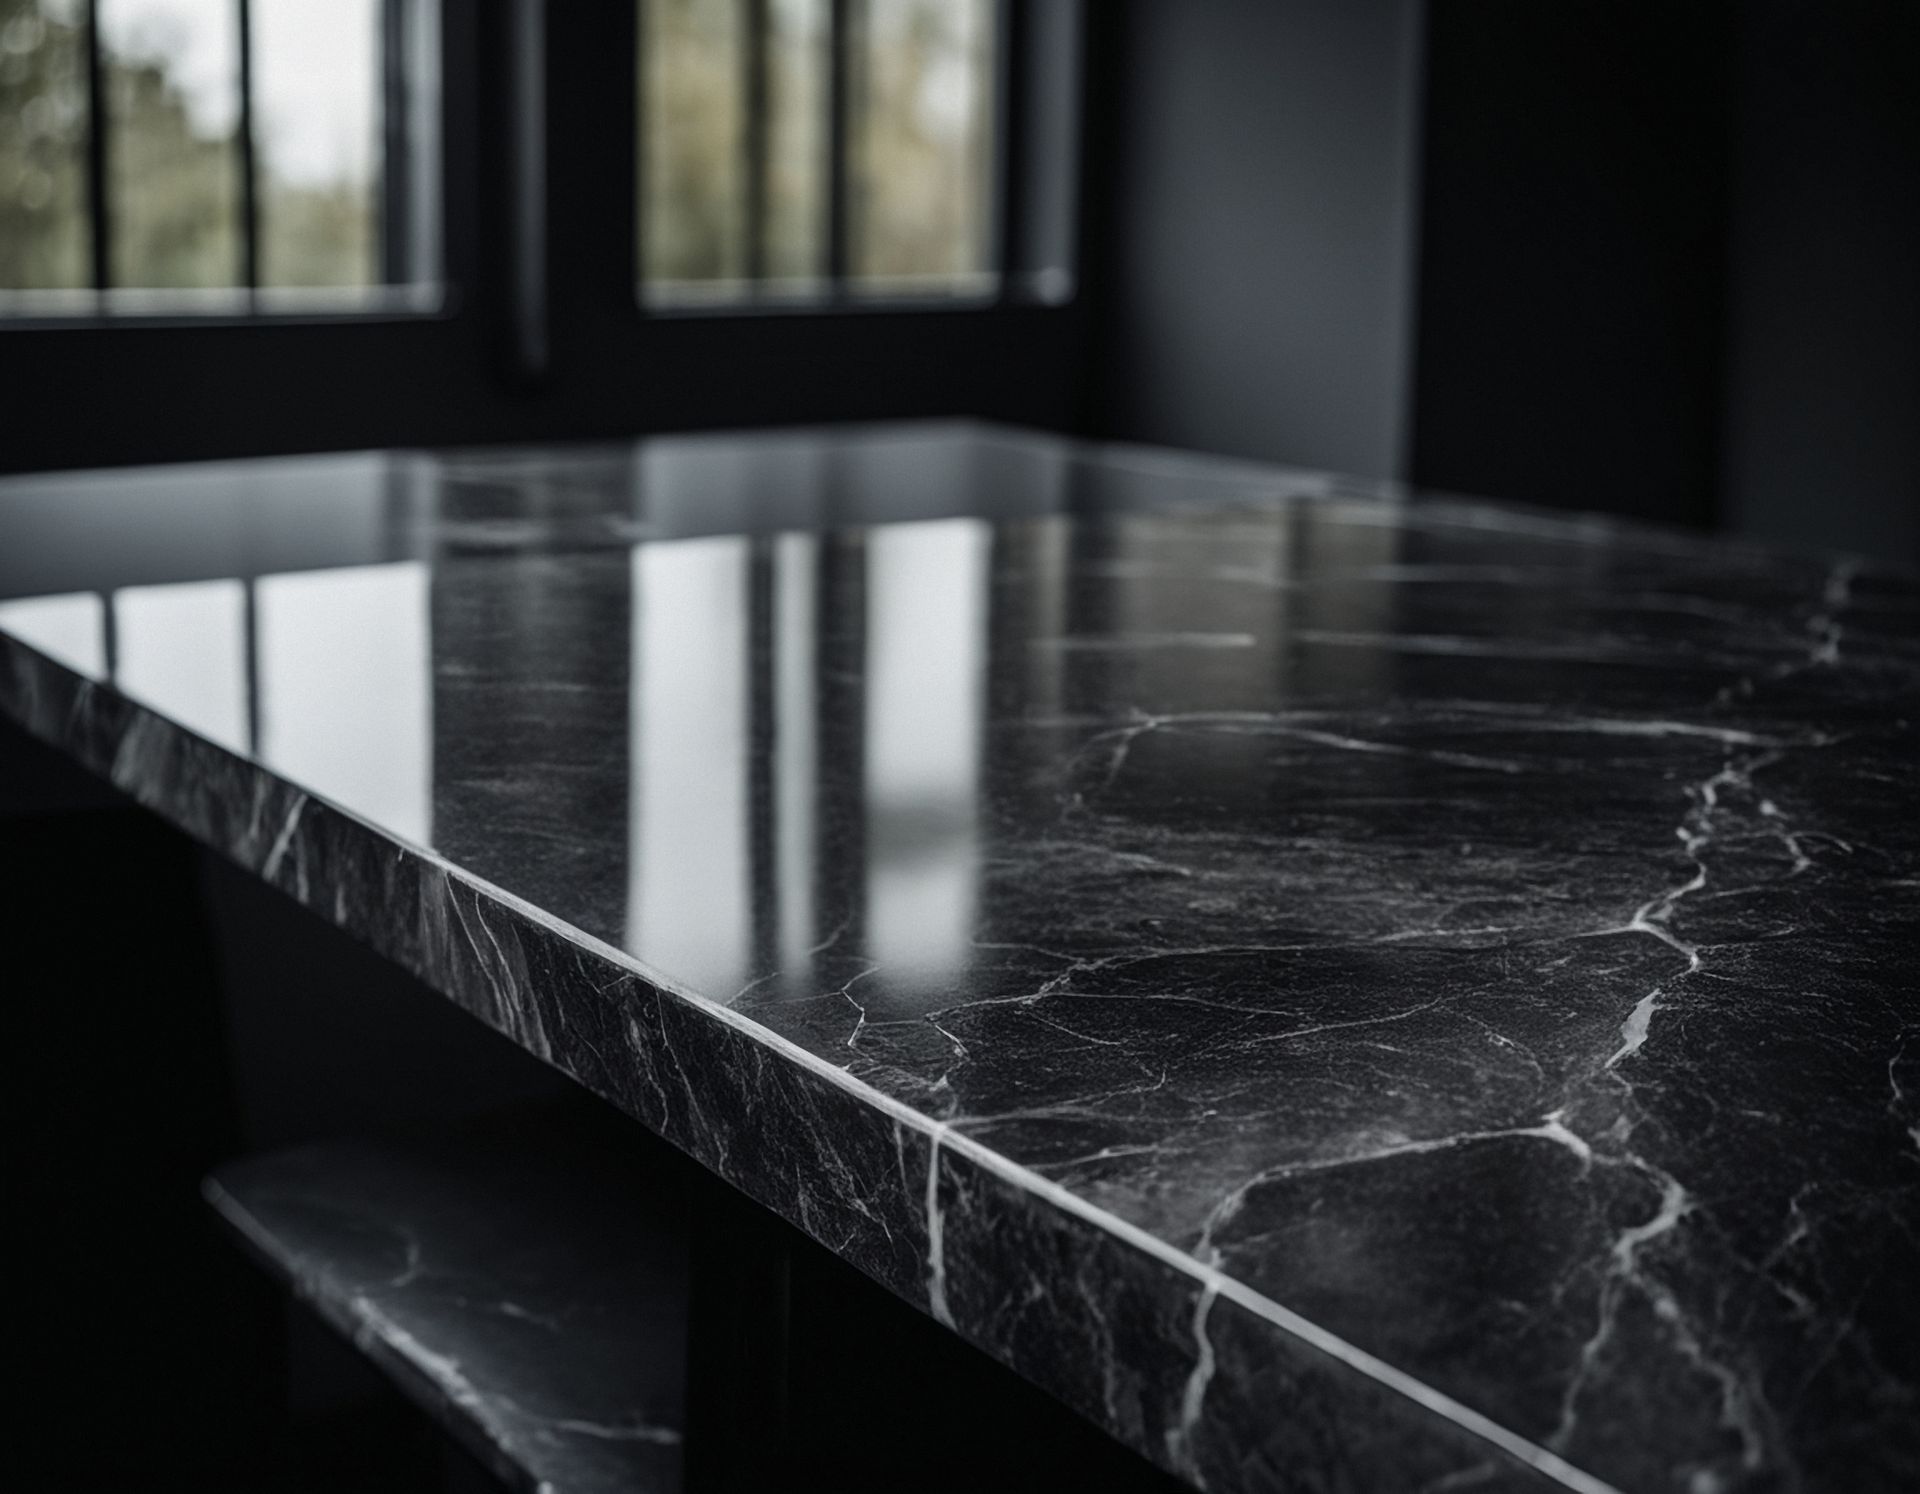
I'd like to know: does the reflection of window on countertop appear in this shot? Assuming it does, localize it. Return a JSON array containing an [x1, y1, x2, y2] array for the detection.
[[256, 563, 433, 848], [0, 591, 108, 678], [114, 578, 249, 754], [863, 518, 989, 992]]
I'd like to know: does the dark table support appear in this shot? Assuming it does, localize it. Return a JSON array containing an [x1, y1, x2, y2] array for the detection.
[[683, 1175, 795, 1494]]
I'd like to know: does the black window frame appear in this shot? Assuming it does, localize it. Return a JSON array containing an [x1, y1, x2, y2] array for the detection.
[[0, 0, 1093, 476], [2, 0, 440, 324], [633, 0, 1077, 317]]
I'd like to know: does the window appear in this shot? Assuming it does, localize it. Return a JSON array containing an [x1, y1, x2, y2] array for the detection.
[[0, 0, 438, 315], [639, 0, 1051, 308]]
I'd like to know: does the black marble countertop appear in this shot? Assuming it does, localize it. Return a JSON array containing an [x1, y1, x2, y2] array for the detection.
[[2, 422, 1915, 1494]]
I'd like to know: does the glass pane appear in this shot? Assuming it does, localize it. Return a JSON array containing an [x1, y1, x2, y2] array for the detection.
[[253, 0, 379, 290], [0, 0, 89, 290], [850, 0, 993, 294], [100, 0, 240, 289], [641, 0, 745, 293], [763, 0, 824, 285]]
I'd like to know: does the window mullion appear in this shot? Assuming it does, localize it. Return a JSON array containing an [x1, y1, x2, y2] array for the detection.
[[824, 0, 851, 293], [236, 0, 260, 297], [83, 0, 111, 294], [380, 0, 412, 285], [742, 0, 769, 285], [991, 0, 1022, 302]]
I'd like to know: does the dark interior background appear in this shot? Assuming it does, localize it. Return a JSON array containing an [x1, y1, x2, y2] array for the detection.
[[3, 0, 1914, 560], [1084, 0, 1917, 561]]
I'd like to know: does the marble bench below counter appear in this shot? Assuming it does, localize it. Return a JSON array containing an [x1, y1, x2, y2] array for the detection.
[[206, 1104, 691, 1494]]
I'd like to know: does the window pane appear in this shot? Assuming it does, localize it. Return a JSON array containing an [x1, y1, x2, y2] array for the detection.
[[101, 0, 240, 289], [763, 0, 825, 285], [0, 0, 89, 290], [253, 0, 378, 290], [850, 0, 993, 294], [637, 0, 1004, 305], [641, 0, 745, 291]]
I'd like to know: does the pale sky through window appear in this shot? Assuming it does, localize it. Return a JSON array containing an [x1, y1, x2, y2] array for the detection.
[[254, 0, 376, 189], [97, 0, 374, 187], [99, 0, 238, 134]]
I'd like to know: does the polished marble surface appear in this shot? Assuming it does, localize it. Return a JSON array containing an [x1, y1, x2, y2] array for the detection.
[[3, 424, 1916, 1494], [0, 420, 1369, 600]]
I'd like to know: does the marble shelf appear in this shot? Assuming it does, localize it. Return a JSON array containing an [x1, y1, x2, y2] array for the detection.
[[206, 1105, 690, 1494], [2, 422, 1915, 1494]]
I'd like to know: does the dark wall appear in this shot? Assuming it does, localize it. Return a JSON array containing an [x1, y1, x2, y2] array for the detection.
[[1719, 0, 1919, 561], [1409, 1, 1738, 531], [1090, 0, 1916, 560], [1082, 0, 1425, 478]]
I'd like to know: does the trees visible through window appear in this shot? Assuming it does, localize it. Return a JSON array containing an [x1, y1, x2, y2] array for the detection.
[[0, 0, 437, 313], [1, 0, 89, 292], [639, 0, 997, 305]]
